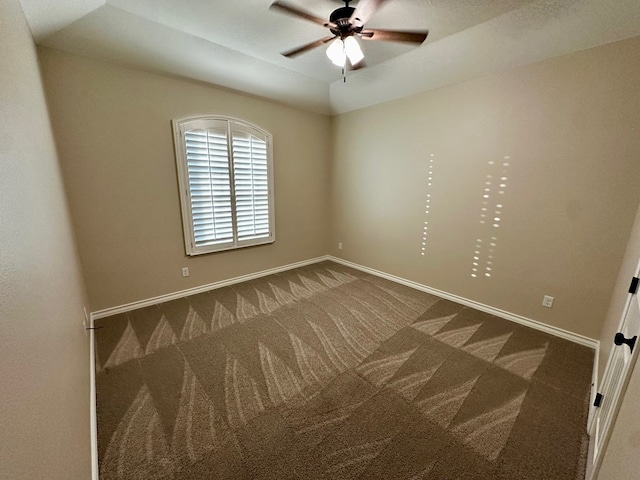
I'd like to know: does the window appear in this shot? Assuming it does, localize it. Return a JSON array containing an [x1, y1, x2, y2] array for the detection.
[[172, 115, 275, 256]]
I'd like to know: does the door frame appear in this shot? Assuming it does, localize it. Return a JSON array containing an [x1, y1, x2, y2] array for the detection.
[[587, 257, 640, 480]]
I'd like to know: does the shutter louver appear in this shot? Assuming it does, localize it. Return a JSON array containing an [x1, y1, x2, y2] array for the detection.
[[232, 131, 271, 242], [185, 128, 233, 247]]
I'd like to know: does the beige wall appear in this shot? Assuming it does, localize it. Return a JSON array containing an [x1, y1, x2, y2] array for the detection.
[[0, 1, 92, 478], [39, 48, 332, 311], [330, 36, 640, 340], [37, 36, 640, 338]]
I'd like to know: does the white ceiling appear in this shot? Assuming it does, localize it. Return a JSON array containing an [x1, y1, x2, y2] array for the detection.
[[19, 0, 640, 114]]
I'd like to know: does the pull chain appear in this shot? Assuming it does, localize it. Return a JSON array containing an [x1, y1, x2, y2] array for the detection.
[[342, 42, 347, 82]]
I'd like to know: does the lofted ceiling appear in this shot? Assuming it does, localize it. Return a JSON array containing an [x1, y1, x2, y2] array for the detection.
[[19, 0, 640, 114]]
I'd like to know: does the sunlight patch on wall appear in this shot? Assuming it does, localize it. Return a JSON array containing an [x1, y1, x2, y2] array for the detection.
[[420, 154, 435, 256], [471, 157, 510, 278]]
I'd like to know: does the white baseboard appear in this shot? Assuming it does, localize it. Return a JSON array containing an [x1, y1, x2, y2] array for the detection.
[[89, 312, 99, 480], [92, 253, 598, 348], [91, 256, 331, 320], [327, 256, 598, 349]]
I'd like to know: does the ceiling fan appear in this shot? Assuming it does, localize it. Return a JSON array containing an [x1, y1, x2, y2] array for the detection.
[[270, 0, 429, 70]]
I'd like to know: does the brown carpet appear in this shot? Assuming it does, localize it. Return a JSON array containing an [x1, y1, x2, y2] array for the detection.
[[94, 261, 593, 480]]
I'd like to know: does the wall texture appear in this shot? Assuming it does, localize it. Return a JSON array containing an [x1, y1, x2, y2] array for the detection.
[[330, 36, 640, 340], [0, 1, 92, 478], [39, 48, 332, 311]]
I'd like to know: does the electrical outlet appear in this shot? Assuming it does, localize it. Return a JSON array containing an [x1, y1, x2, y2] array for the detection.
[[338, 242, 343, 250], [182, 267, 189, 277], [542, 295, 554, 308]]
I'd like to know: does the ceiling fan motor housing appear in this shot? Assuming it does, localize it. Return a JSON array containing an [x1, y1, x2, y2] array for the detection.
[[329, 6, 360, 36]]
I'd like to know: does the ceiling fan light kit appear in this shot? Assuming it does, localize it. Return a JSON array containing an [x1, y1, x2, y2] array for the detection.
[[326, 38, 347, 66], [344, 36, 364, 65], [326, 36, 364, 67], [270, 0, 428, 74]]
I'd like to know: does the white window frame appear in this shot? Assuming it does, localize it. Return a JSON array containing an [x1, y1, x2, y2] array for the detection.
[[172, 114, 275, 256]]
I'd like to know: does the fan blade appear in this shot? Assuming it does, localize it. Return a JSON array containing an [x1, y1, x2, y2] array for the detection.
[[349, 0, 389, 27], [270, 1, 334, 28], [360, 29, 428, 44], [281, 36, 336, 57]]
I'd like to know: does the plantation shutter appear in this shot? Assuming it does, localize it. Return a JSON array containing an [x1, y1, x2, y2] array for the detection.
[[232, 124, 271, 242], [184, 123, 234, 248], [174, 115, 274, 256]]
